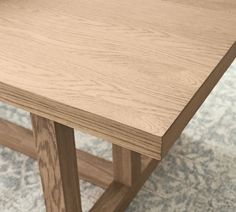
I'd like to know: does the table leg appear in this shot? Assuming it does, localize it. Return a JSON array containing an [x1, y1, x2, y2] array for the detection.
[[90, 145, 143, 211], [31, 114, 82, 212], [0, 116, 158, 212], [113, 144, 141, 186]]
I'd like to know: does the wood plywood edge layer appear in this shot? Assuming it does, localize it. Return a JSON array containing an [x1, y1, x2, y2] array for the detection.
[[0, 84, 162, 160]]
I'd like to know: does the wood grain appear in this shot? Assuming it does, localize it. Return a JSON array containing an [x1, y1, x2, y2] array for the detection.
[[90, 158, 159, 212], [113, 144, 141, 186], [0, 0, 235, 159], [162, 42, 236, 157], [0, 118, 36, 159], [76, 149, 113, 189], [0, 118, 113, 188], [31, 114, 82, 212]]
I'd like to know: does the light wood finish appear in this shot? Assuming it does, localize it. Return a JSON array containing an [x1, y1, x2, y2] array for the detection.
[[76, 150, 113, 188], [91, 158, 158, 212], [31, 114, 82, 212], [0, 118, 113, 188], [162, 44, 236, 157], [0, 1, 235, 159], [113, 145, 141, 186], [0, 119, 36, 159]]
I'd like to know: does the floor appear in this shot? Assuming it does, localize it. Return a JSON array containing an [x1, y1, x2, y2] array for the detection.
[[0, 60, 236, 212]]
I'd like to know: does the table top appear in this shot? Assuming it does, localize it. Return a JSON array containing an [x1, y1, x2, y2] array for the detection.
[[0, 0, 235, 159]]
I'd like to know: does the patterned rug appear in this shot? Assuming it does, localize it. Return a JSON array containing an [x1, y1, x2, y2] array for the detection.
[[0, 60, 236, 212]]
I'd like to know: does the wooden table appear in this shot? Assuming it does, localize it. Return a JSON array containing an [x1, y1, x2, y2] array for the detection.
[[0, 0, 235, 211]]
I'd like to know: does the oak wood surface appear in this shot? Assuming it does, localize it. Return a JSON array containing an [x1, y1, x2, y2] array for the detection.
[[0, 0, 235, 159], [0, 118, 113, 188], [113, 144, 141, 187], [31, 114, 82, 212]]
